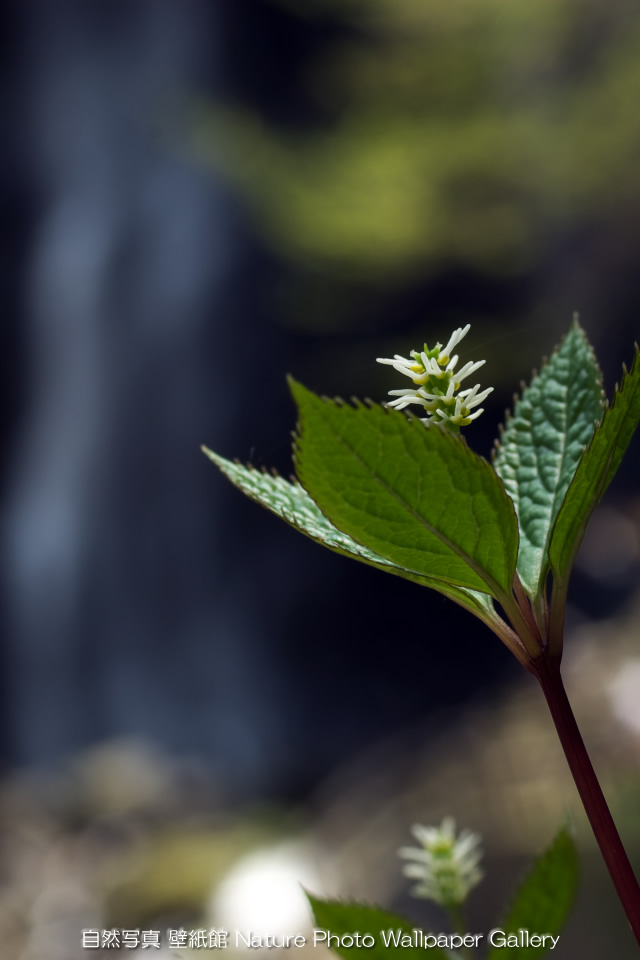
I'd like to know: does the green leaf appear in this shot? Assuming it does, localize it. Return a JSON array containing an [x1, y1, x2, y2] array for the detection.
[[493, 319, 604, 596], [202, 447, 496, 621], [306, 894, 451, 960], [487, 826, 579, 960], [289, 380, 518, 599], [549, 345, 640, 586]]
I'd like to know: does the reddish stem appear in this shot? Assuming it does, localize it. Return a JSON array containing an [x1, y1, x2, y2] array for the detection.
[[536, 657, 640, 946]]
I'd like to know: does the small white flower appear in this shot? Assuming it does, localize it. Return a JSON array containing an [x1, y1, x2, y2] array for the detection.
[[459, 383, 493, 406], [377, 325, 491, 428], [398, 817, 483, 907], [440, 323, 471, 359], [454, 359, 487, 386]]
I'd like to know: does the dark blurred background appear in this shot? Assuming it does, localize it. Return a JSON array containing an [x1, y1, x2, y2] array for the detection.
[[1, 1, 640, 957]]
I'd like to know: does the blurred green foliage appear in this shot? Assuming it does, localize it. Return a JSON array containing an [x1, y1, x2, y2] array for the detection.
[[194, 0, 640, 283]]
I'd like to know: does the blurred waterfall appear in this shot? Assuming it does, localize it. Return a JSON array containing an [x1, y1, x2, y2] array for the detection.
[[0, 0, 290, 796]]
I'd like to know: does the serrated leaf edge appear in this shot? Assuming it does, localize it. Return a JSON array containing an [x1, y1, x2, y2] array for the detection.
[[290, 387, 517, 599], [487, 826, 578, 960], [491, 320, 605, 597], [548, 341, 640, 577], [492, 320, 605, 462], [202, 445, 502, 621]]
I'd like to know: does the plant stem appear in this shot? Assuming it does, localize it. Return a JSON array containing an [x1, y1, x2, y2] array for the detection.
[[536, 657, 640, 946], [449, 904, 473, 960]]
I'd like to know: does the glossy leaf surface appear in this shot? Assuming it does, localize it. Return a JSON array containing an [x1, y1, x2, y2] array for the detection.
[[290, 380, 518, 597]]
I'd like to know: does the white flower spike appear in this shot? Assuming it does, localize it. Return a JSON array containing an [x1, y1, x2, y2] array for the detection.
[[398, 817, 483, 907], [377, 325, 492, 427]]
